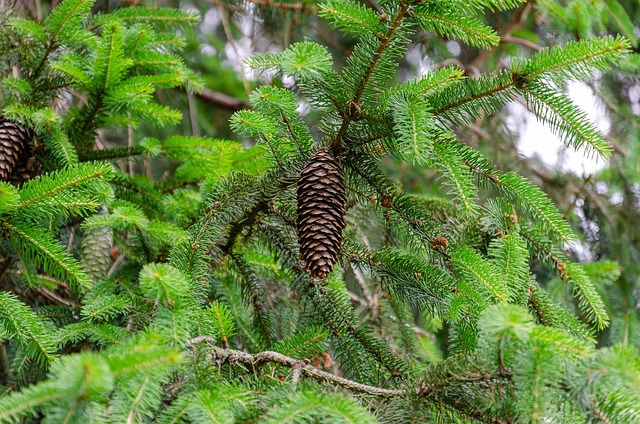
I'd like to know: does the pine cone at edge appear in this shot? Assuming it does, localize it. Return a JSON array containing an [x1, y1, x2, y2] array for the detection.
[[0, 117, 34, 182]]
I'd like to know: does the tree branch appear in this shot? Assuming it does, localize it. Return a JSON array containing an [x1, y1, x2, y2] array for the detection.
[[198, 343, 406, 396], [192, 340, 513, 424], [247, 0, 317, 13], [467, 3, 533, 73], [194, 87, 251, 112]]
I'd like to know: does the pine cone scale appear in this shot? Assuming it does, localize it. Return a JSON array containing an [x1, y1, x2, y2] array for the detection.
[[296, 148, 346, 279]]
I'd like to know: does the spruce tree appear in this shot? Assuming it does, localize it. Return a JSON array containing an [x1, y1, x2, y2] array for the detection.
[[0, 0, 638, 423]]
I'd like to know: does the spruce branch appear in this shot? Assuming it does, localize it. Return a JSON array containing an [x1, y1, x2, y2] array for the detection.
[[78, 145, 148, 161], [2, 220, 92, 291], [518, 228, 566, 277], [432, 37, 629, 148], [412, 3, 500, 49], [0, 382, 62, 422], [431, 78, 514, 119], [306, 279, 412, 378]]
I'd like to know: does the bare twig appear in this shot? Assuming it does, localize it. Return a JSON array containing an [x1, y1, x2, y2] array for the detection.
[[67, 228, 75, 251], [0, 257, 12, 282], [213, 0, 251, 95], [187, 91, 200, 136], [363, 0, 383, 14], [467, 3, 533, 73], [246, 0, 317, 13], [37, 287, 79, 308], [351, 264, 373, 305], [192, 341, 512, 423], [501, 35, 542, 51], [127, 122, 135, 176], [194, 87, 250, 112], [205, 345, 406, 396], [107, 253, 126, 277]]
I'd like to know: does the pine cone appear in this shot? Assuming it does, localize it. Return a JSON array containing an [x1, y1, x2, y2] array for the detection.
[[296, 148, 346, 278], [82, 208, 113, 282], [82, 226, 113, 282], [0, 117, 33, 181]]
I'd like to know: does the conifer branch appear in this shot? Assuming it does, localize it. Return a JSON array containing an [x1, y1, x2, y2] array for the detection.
[[431, 80, 514, 118], [0, 0, 634, 421], [519, 229, 566, 278], [32, 40, 56, 80], [78, 145, 147, 161], [309, 282, 411, 377], [354, 4, 408, 104]]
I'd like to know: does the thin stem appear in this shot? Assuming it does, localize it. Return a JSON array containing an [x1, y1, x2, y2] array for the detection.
[[213, 0, 251, 96], [311, 283, 409, 377], [353, 4, 409, 105], [37, 287, 79, 308], [80, 97, 104, 140], [518, 229, 566, 279]]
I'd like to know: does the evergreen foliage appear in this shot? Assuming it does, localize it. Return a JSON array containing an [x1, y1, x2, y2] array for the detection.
[[0, 0, 638, 422]]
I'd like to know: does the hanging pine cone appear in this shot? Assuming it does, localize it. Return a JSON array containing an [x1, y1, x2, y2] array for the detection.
[[0, 117, 33, 181], [296, 148, 346, 278]]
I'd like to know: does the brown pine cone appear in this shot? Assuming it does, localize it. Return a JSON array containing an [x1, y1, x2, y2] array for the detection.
[[296, 148, 346, 278]]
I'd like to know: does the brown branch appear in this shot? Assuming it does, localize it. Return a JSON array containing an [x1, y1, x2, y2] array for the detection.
[[194, 88, 251, 112], [197, 342, 406, 396], [222, 202, 268, 254], [467, 3, 532, 72], [518, 229, 567, 280], [37, 287, 79, 308], [246, 0, 317, 13], [191, 341, 512, 424], [213, 0, 251, 96], [528, 285, 550, 326], [0, 257, 11, 283], [501, 35, 542, 51], [589, 400, 613, 424], [0, 343, 10, 386]]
